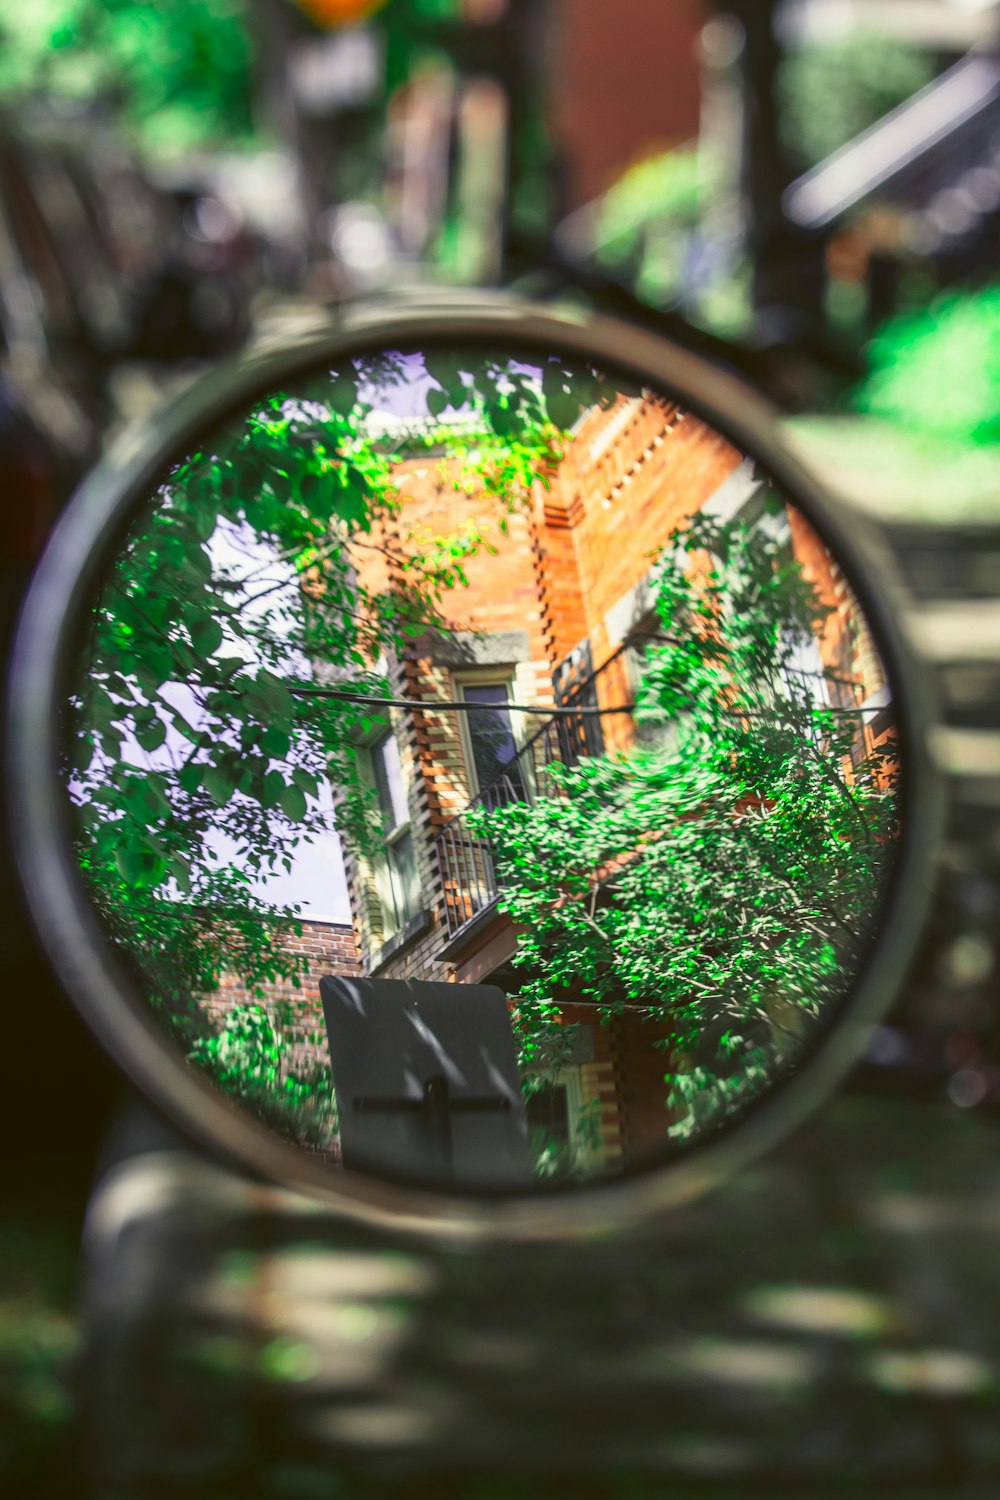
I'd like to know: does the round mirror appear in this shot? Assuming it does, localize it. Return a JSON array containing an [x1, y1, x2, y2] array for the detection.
[[9, 298, 937, 1234]]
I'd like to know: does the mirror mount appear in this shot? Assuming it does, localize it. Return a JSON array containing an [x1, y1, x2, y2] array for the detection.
[[7, 291, 945, 1243]]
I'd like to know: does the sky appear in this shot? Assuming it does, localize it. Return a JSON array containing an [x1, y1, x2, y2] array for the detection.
[[202, 517, 352, 923]]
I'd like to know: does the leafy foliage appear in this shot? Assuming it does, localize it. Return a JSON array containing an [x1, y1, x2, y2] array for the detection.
[[470, 511, 899, 1144], [858, 287, 1000, 446], [67, 348, 617, 1127], [0, 0, 256, 154], [569, 145, 752, 336], [778, 32, 935, 171], [189, 1003, 339, 1147]]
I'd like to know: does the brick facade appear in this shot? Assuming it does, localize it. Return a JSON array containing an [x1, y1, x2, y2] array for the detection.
[[360, 401, 744, 980], [206, 918, 361, 1076], [334, 397, 750, 1169], [212, 388, 889, 1175]]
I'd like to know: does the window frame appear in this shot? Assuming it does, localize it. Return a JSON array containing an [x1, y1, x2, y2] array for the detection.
[[359, 725, 421, 941], [524, 1065, 601, 1177], [452, 668, 526, 800]]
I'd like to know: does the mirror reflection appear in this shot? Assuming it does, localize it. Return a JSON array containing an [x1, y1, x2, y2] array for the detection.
[[67, 346, 900, 1189]]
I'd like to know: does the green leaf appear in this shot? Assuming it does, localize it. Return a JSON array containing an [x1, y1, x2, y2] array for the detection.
[[291, 767, 319, 798], [279, 783, 307, 822], [191, 615, 224, 659], [115, 842, 166, 890], [267, 468, 293, 502], [299, 470, 319, 498], [335, 467, 370, 530], [261, 769, 284, 809], [178, 762, 204, 794], [544, 386, 582, 433], [134, 646, 175, 690], [491, 402, 520, 438], [135, 717, 167, 753], [424, 351, 467, 405], [203, 765, 235, 807], [260, 727, 291, 758], [328, 375, 358, 417], [188, 501, 218, 542]]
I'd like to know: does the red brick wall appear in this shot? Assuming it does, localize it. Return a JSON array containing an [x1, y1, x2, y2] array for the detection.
[[537, 401, 742, 675], [550, 0, 705, 209], [203, 918, 361, 1072]]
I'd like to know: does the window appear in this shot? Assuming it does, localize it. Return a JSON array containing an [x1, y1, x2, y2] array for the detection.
[[526, 1082, 570, 1142], [626, 620, 679, 754], [370, 731, 420, 936], [457, 679, 528, 802], [524, 1069, 602, 1178]]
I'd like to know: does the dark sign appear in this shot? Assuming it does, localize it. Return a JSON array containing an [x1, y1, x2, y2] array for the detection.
[[320, 976, 533, 1189]]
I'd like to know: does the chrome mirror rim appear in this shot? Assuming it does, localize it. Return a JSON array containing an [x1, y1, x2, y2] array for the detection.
[[7, 291, 946, 1243]]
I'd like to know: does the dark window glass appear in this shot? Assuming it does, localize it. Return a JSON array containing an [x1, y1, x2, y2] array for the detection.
[[526, 1083, 570, 1142], [462, 682, 526, 798]]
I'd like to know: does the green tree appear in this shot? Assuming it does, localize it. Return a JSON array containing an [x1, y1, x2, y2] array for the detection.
[[68, 349, 616, 1135], [0, 0, 256, 154], [778, 32, 935, 171], [469, 511, 899, 1145]]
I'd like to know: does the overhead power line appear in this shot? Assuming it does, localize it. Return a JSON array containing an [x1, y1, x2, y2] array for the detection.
[[288, 686, 634, 717]]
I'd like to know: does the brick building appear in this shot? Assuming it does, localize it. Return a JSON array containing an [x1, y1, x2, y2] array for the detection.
[[204, 918, 362, 1080], [326, 390, 888, 1174], [206, 385, 888, 1175]]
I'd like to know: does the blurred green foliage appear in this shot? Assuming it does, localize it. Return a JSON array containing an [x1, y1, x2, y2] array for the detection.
[[591, 146, 709, 268], [0, 1218, 78, 1495], [577, 145, 753, 336], [858, 287, 1000, 446], [778, 32, 936, 170], [0, 0, 256, 154]]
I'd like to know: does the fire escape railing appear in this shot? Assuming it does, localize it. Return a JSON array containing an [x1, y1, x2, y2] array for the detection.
[[432, 645, 875, 943], [433, 644, 634, 941]]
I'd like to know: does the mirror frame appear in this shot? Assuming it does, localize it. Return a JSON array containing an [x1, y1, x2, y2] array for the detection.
[[7, 290, 946, 1243]]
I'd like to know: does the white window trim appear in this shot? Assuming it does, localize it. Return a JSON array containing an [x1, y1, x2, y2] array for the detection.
[[356, 724, 419, 940]]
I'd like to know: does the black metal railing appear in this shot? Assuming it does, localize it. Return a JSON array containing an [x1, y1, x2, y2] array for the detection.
[[434, 645, 636, 940], [432, 644, 882, 942], [434, 775, 518, 940]]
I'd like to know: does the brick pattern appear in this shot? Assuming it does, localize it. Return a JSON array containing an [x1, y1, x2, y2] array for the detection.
[[335, 397, 766, 1166], [789, 506, 885, 698], [201, 392, 891, 1175], [204, 919, 361, 1075]]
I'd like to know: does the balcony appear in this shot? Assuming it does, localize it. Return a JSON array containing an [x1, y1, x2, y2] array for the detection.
[[432, 642, 876, 947], [433, 643, 636, 944]]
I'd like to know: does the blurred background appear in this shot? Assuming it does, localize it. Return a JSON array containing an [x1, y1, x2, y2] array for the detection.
[[2, 3, 1000, 1497]]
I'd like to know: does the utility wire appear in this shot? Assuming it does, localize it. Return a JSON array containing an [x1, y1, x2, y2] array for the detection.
[[287, 686, 634, 717], [286, 687, 874, 721]]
